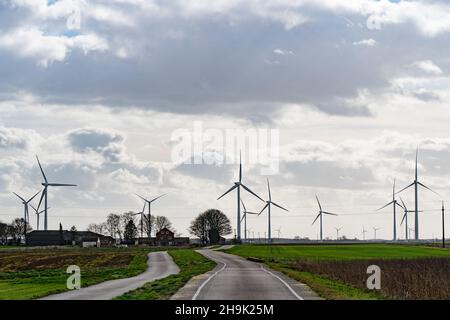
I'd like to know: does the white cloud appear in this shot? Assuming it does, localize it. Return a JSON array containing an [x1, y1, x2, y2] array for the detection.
[[273, 48, 294, 55], [353, 38, 377, 47], [0, 27, 108, 67], [413, 60, 443, 75]]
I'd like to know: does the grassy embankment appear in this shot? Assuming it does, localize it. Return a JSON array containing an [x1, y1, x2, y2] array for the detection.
[[116, 249, 216, 300], [0, 247, 154, 300], [225, 244, 450, 300]]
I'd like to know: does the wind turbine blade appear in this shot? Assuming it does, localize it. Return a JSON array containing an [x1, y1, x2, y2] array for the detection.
[[312, 213, 320, 225], [217, 184, 238, 200], [30, 204, 38, 213], [240, 199, 247, 212], [415, 147, 418, 181], [36, 155, 48, 183], [258, 203, 269, 216], [315, 195, 322, 211], [323, 211, 338, 216], [48, 183, 77, 187], [37, 190, 45, 210], [400, 213, 406, 226], [376, 200, 394, 211], [241, 183, 264, 202], [135, 194, 150, 203], [395, 202, 404, 210], [246, 212, 259, 215], [239, 151, 242, 183], [393, 178, 396, 198], [271, 201, 288, 212], [149, 193, 166, 203], [240, 213, 246, 222], [267, 179, 271, 201], [13, 192, 26, 202], [417, 182, 440, 196], [27, 190, 41, 203], [399, 197, 407, 211], [141, 202, 146, 214], [395, 182, 414, 195]]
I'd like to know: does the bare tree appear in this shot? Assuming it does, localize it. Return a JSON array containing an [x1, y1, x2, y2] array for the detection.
[[0, 222, 8, 244], [154, 216, 173, 234], [105, 213, 121, 238], [189, 209, 231, 245], [87, 223, 106, 235], [142, 215, 156, 238], [10, 218, 31, 244], [119, 212, 135, 240]]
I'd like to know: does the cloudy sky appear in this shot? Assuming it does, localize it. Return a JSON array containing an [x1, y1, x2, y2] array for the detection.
[[1, 0, 450, 240]]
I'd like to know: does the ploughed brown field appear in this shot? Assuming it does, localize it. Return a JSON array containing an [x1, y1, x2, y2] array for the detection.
[[289, 258, 450, 299], [0, 249, 136, 272]]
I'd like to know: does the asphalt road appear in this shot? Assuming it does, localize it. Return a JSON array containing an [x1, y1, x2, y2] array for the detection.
[[171, 249, 320, 300], [40, 251, 179, 300]]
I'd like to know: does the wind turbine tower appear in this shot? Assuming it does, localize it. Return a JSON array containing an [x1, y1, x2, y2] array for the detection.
[[312, 195, 338, 241], [396, 148, 439, 240], [259, 179, 288, 243], [36, 156, 77, 230], [334, 227, 343, 240], [377, 179, 403, 240], [218, 152, 264, 241], [136, 193, 166, 238], [240, 200, 258, 241]]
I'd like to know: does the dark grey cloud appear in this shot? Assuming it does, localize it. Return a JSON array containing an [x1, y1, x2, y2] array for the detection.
[[2, 2, 449, 119]]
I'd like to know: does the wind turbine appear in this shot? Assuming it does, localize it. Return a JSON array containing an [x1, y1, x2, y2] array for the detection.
[[13, 191, 41, 238], [396, 148, 439, 240], [312, 195, 338, 241], [136, 193, 166, 238], [372, 227, 381, 240], [275, 227, 282, 239], [240, 199, 258, 241], [36, 156, 77, 230], [29, 204, 47, 231], [217, 152, 264, 240], [258, 179, 288, 243], [408, 227, 414, 240], [362, 227, 368, 240], [13, 191, 41, 225], [132, 201, 147, 238], [334, 227, 343, 240], [377, 179, 404, 241], [399, 197, 421, 241], [442, 201, 446, 249]]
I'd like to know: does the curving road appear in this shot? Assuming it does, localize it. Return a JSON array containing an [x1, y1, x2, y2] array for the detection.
[[171, 249, 320, 300], [41, 251, 179, 300]]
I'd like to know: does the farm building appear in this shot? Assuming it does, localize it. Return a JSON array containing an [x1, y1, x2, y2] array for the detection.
[[154, 228, 189, 246], [26, 230, 114, 247], [132, 229, 189, 246]]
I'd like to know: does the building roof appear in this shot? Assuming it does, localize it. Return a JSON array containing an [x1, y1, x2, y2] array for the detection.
[[156, 227, 174, 235]]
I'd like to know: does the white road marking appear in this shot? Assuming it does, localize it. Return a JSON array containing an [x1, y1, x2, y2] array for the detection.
[[192, 253, 227, 300], [259, 265, 304, 300]]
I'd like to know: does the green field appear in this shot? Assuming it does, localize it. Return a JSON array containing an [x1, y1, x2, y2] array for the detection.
[[116, 249, 216, 300], [226, 244, 450, 261], [225, 244, 450, 300], [0, 247, 154, 300]]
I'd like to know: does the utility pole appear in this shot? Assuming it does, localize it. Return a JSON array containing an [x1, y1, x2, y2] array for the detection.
[[442, 201, 446, 249]]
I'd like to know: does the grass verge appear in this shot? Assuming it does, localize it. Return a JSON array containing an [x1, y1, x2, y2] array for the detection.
[[225, 244, 450, 300], [267, 262, 383, 300], [0, 248, 151, 300], [116, 249, 216, 300]]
